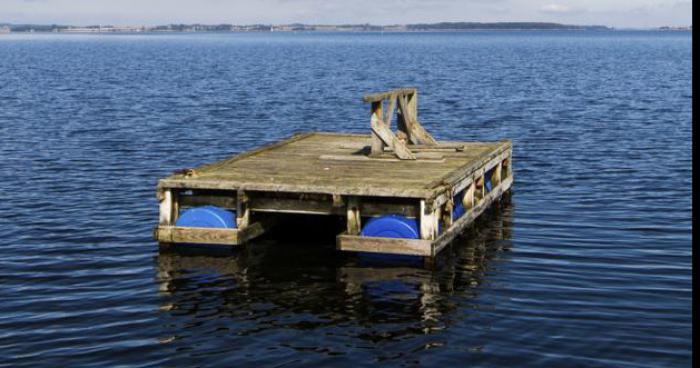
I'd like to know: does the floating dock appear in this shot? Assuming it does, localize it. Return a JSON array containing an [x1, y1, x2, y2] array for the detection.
[[154, 88, 513, 260]]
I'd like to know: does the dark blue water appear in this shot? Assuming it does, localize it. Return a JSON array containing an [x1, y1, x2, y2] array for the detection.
[[0, 31, 692, 367]]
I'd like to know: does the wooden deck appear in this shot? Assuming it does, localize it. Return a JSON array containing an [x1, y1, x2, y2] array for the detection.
[[159, 133, 510, 199], [154, 88, 513, 259]]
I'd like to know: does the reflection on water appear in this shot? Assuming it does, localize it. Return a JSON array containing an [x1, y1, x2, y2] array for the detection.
[[154, 202, 513, 363]]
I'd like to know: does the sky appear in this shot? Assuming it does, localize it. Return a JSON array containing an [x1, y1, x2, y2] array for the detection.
[[0, 0, 692, 29]]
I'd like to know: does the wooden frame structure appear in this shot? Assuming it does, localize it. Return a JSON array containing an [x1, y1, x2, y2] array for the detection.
[[154, 89, 514, 261]]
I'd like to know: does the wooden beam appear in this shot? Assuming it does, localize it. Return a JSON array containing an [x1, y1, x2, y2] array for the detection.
[[370, 114, 416, 160], [249, 196, 419, 218], [362, 88, 417, 103], [370, 102, 385, 156], [179, 191, 237, 209], [397, 95, 437, 145], [337, 233, 432, 256], [154, 221, 269, 246]]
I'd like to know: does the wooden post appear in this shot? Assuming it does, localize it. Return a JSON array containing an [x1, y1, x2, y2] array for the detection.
[[475, 175, 485, 202], [370, 101, 384, 156], [407, 91, 418, 120], [236, 189, 250, 229], [463, 182, 475, 210], [420, 200, 439, 240], [159, 189, 174, 226], [347, 197, 361, 235], [494, 162, 502, 186], [442, 196, 454, 229]]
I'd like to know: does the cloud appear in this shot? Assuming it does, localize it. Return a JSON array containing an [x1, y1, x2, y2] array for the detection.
[[540, 3, 577, 14]]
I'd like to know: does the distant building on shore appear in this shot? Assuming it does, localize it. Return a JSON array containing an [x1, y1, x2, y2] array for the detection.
[[659, 26, 692, 31]]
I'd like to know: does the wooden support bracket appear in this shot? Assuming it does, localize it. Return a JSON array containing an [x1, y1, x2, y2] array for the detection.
[[364, 88, 438, 160]]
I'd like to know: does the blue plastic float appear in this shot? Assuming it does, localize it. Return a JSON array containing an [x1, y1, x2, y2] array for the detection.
[[359, 215, 422, 265], [453, 193, 465, 220], [485, 169, 494, 193], [360, 215, 420, 239], [175, 206, 237, 229]]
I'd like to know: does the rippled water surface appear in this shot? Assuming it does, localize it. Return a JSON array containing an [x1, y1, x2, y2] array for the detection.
[[0, 31, 692, 367]]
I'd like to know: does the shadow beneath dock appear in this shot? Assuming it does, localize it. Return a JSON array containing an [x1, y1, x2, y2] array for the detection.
[[153, 200, 514, 359]]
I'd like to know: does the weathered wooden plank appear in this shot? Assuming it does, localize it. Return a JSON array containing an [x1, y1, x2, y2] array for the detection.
[[154, 220, 271, 245], [155, 226, 240, 245], [431, 175, 513, 256], [249, 196, 419, 218], [370, 114, 416, 160], [179, 192, 237, 209], [383, 144, 465, 152], [194, 132, 317, 175], [158, 134, 510, 201], [362, 88, 417, 103], [318, 153, 444, 162], [160, 178, 434, 198], [337, 233, 432, 256], [397, 95, 437, 145], [370, 102, 385, 156]]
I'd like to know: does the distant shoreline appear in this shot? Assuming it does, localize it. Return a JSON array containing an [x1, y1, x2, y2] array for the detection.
[[0, 22, 690, 34], [0, 21, 613, 34]]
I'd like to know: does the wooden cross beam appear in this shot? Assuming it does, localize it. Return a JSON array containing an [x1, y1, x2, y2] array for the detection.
[[363, 88, 438, 159]]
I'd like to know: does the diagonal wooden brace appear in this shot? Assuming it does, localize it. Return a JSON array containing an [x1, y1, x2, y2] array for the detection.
[[397, 95, 437, 145], [370, 113, 416, 160]]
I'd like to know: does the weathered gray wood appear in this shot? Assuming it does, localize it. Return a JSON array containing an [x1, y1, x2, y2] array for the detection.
[[370, 101, 385, 156], [337, 233, 432, 256], [249, 196, 419, 218], [158, 134, 510, 200], [319, 153, 443, 162], [432, 175, 513, 256], [179, 192, 237, 209], [397, 95, 437, 145], [494, 161, 502, 186], [362, 88, 417, 103], [384, 97, 396, 128], [383, 144, 465, 152], [158, 189, 174, 226], [335, 175, 513, 257], [370, 115, 416, 160], [154, 221, 268, 245]]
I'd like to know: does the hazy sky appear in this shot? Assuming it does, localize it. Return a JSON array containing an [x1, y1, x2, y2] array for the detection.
[[0, 0, 692, 28]]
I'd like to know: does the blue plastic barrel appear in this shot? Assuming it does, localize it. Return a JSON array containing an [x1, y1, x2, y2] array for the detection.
[[485, 169, 494, 193], [358, 215, 422, 265], [361, 215, 419, 239], [175, 206, 237, 229], [453, 192, 465, 220]]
